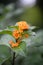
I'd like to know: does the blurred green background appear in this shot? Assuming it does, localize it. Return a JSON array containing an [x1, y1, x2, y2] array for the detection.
[[0, 0, 43, 29], [0, 0, 43, 65]]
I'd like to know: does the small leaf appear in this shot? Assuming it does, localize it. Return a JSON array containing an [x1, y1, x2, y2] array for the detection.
[[0, 30, 12, 35], [29, 26, 36, 30], [8, 26, 19, 30]]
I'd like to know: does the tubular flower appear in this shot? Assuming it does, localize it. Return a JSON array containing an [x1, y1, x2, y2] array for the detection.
[[9, 40, 19, 47], [17, 21, 29, 30], [12, 30, 21, 39]]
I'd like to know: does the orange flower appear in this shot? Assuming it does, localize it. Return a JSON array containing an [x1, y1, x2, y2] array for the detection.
[[12, 30, 21, 39], [19, 28, 23, 33], [9, 40, 19, 47], [17, 21, 29, 30], [25, 34, 29, 38]]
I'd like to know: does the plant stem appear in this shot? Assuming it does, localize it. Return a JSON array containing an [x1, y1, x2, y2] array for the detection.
[[12, 52, 15, 65]]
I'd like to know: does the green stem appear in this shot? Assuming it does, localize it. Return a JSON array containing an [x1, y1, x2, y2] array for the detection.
[[12, 52, 15, 65]]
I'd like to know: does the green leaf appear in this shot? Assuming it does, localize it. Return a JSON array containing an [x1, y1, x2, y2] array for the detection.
[[13, 41, 26, 57], [0, 34, 16, 47], [29, 26, 36, 30], [2, 58, 12, 65], [0, 45, 12, 65], [8, 26, 19, 31], [0, 30, 12, 35]]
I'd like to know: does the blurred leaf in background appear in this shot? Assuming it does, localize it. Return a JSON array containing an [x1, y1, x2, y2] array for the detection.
[[0, 45, 12, 65], [15, 30, 43, 65], [0, 0, 43, 65], [20, 6, 42, 28], [0, 3, 24, 29]]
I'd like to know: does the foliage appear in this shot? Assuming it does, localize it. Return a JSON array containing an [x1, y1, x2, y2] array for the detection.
[[15, 30, 43, 65], [0, 21, 36, 65], [0, 3, 24, 29], [0, 3, 43, 65]]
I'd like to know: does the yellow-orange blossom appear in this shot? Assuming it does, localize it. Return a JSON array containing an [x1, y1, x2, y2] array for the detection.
[[17, 21, 29, 30], [12, 30, 21, 39], [9, 21, 29, 47]]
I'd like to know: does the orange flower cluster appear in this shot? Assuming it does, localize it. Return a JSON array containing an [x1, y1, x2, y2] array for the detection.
[[9, 21, 29, 48], [9, 40, 21, 47], [12, 30, 21, 39], [9, 40, 19, 47], [12, 21, 29, 39], [17, 21, 29, 30]]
